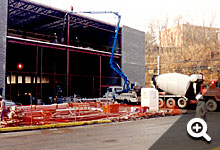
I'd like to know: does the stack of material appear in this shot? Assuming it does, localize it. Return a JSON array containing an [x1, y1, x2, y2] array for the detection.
[[0, 102, 183, 128], [0, 106, 25, 127], [159, 103, 183, 116], [0, 102, 116, 127]]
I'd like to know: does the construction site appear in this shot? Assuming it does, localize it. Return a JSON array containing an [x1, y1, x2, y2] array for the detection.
[[1, 0, 220, 150]]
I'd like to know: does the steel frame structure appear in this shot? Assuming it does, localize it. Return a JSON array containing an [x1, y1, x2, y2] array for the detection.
[[6, 0, 122, 100], [8, 0, 116, 33]]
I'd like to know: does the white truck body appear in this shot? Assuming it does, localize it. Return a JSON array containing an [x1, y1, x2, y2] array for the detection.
[[115, 91, 139, 103], [152, 73, 204, 108], [103, 86, 141, 104], [155, 73, 190, 95], [102, 86, 123, 99]]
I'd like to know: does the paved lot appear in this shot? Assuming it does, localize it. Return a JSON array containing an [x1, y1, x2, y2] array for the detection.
[[150, 111, 220, 150], [0, 111, 220, 150], [0, 116, 180, 150]]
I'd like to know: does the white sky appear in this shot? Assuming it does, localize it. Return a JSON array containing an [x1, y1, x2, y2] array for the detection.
[[31, 0, 220, 32]]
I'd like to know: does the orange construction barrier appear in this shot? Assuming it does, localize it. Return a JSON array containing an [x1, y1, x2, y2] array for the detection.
[[35, 105, 56, 111], [103, 104, 119, 113], [0, 99, 184, 128]]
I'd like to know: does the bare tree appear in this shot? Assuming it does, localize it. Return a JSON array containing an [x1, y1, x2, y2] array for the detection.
[[145, 14, 220, 87]]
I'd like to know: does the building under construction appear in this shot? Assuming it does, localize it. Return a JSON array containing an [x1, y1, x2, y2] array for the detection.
[[0, 0, 145, 104]]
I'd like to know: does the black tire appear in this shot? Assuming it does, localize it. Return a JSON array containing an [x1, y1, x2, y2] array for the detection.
[[206, 99, 217, 112], [158, 98, 164, 108], [177, 98, 187, 108], [166, 98, 176, 108], [124, 99, 130, 104], [126, 100, 131, 105]]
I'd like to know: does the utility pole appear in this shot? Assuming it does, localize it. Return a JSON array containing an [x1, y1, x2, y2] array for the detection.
[[157, 56, 160, 75]]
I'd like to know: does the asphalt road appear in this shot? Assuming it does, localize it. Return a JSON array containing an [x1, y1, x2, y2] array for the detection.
[[0, 116, 180, 150], [0, 111, 220, 150], [150, 110, 220, 150]]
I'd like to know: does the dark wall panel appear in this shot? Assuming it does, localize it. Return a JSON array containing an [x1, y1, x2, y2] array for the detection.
[[122, 26, 145, 87]]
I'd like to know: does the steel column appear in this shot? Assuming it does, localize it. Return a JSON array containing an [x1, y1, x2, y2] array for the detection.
[[53, 62, 56, 96], [99, 56, 102, 97], [67, 14, 70, 46], [40, 47, 43, 99], [92, 76, 95, 97], [66, 14, 70, 97], [9, 72, 12, 100], [35, 46, 38, 100]]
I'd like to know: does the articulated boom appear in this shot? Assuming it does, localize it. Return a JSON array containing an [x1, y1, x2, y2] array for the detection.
[[65, 11, 130, 92]]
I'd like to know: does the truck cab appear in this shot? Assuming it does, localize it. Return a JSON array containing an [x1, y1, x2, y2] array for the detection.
[[103, 86, 141, 104], [202, 79, 220, 111], [103, 86, 123, 99]]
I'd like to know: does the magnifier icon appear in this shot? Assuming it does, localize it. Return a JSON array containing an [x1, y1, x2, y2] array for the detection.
[[187, 118, 211, 142]]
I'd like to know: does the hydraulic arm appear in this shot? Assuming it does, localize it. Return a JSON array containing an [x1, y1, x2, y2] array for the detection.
[[63, 11, 130, 92]]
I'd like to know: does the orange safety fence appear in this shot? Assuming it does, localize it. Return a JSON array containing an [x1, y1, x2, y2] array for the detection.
[[0, 101, 183, 128]]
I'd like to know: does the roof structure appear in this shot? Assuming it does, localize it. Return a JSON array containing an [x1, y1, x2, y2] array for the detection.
[[8, 0, 116, 34], [8, 0, 121, 52]]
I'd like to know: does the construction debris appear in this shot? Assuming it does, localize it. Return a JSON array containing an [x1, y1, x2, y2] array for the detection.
[[0, 102, 183, 128]]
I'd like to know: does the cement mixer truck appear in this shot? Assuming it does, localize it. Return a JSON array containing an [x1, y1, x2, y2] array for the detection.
[[151, 73, 204, 108]]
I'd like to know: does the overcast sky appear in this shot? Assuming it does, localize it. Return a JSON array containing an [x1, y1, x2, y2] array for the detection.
[[31, 0, 220, 32]]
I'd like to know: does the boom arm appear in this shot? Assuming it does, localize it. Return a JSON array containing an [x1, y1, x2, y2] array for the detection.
[[109, 14, 130, 92], [63, 11, 130, 92]]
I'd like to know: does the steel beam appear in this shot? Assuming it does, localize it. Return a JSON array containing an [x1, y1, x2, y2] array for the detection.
[[35, 46, 38, 100], [7, 36, 121, 57], [66, 14, 70, 97], [99, 56, 102, 97]]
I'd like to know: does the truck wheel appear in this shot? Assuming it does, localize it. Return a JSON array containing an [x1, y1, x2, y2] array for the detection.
[[166, 98, 176, 108], [126, 100, 131, 105], [177, 98, 187, 108], [124, 99, 130, 105], [158, 98, 164, 108], [206, 99, 217, 112]]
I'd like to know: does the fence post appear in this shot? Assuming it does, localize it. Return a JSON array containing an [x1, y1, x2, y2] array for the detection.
[[107, 91, 109, 119], [30, 93, 33, 126], [74, 98, 76, 122]]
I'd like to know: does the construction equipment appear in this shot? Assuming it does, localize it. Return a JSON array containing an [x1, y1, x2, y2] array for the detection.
[[103, 83, 141, 104], [152, 73, 204, 108], [201, 79, 220, 112], [104, 12, 141, 104], [103, 86, 123, 99], [64, 11, 129, 90], [68, 11, 140, 104]]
